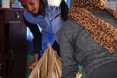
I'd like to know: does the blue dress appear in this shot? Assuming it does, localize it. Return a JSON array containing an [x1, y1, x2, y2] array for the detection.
[[24, 6, 64, 55]]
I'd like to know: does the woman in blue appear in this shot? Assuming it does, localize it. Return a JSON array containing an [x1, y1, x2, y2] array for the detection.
[[20, 0, 68, 70]]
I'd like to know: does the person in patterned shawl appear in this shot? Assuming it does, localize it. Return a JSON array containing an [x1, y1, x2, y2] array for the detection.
[[59, 0, 117, 78]]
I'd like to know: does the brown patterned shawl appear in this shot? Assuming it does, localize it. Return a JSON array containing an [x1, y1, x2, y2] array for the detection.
[[69, 0, 117, 53]]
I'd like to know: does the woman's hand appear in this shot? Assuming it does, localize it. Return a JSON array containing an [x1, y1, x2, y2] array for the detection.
[[28, 53, 39, 70], [28, 61, 38, 70]]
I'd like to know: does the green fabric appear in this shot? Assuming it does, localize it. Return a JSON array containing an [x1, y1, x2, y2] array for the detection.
[[78, 65, 86, 78], [26, 54, 34, 78]]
